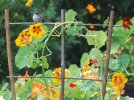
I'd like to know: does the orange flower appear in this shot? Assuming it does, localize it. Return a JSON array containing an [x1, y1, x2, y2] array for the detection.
[[43, 84, 60, 100], [88, 23, 95, 29], [31, 82, 45, 97], [24, 70, 31, 81], [82, 65, 98, 79], [86, 4, 96, 14], [52, 67, 69, 84], [15, 75, 24, 93], [30, 23, 45, 38], [84, 60, 91, 67], [15, 29, 32, 46]]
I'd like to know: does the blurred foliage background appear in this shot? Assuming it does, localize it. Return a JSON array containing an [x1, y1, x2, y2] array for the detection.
[[0, 0, 134, 83]]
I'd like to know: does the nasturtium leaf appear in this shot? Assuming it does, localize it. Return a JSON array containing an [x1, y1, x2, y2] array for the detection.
[[89, 48, 103, 66], [66, 23, 83, 36], [71, 87, 81, 99], [86, 30, 107, 48], [31, 61, 38, 69], [103, 18, 109, 28], [80, 53, 90, 68], [109, 59, 119, 71], [89, 48, 102, 59], [65, 9, 77, 21], [15, 46, 35, 69], [40, 56, 49, 69], [118, 54, 130, 68], [81, 81, 95, 91], [68, 64, 80, 78], [1, 82, 9, 91], [19, 79, 34, 99], [111, 37, 121, 54]]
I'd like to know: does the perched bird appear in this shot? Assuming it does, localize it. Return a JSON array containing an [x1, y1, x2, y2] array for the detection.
[[32, 12, 44, 23]]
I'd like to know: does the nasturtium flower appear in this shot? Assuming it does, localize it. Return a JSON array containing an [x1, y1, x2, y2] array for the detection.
[[114, 85, 125, 96], [110, 72, 128, 87], [82, 63, 98, 79], [88, 23, 95, 29], [110, 72, 128, 96], [25, 0, 33, 7], [43, 84, 60, 100], [31, 82, 45, 97], [122, 17, 133, 29], [24, 70, 31, 81], [15, 29, 32, 46], [52, 67, 69, 84], [84, 60, 91, 67], [30, 23, 45, 38], [69, 83, 77, 88], [86, 4, 96, 14], [15, 75, 24, 93]]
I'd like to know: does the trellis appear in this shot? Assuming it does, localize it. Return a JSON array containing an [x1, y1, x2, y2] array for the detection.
[[5, 7, 117, 100]]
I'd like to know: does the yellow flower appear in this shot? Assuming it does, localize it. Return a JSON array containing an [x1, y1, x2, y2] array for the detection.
[[114, 85, 125, 96], [82, 65, 98, 79], [25, 0, 33, 7], [110, 72, 128, 87], [14, 13, 19, 17], [43, 84, 60, 100], [84, 60, 91, 67], [30, 23, 45, 38], [86, 4, 96, 14], [110, 72, 128, 96], [15, 29, 32, 46], [82, 60, 98, 79], [52, 67, 69, 84]]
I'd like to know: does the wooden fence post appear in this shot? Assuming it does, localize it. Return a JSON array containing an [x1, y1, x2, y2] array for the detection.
[[5, 9, 16, 100], [102, 10, 114, 100], [60, 8, 65, 100]]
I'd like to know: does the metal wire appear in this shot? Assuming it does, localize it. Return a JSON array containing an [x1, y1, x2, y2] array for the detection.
[[9, 22, 121, 27], [6, 76, 102, 81]]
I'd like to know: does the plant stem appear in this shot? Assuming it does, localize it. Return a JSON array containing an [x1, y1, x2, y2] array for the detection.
[[42, 66, 54, 100]]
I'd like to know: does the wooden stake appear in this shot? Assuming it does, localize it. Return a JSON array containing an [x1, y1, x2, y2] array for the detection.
[[5, 9, 16, 100], [60, 9, 65, 100], [102, 10, 114, 100]]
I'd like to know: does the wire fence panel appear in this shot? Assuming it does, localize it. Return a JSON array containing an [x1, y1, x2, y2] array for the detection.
[[5, 8, 114, 100]]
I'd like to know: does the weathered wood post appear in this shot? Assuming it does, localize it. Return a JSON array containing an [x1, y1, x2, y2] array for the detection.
[[5, 9, 16, 100], [102, 10, 114, 100]]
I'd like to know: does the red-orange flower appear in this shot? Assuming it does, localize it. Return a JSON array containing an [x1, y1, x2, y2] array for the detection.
[[122, 17, 133, 29], [69, 83, 77, 88]]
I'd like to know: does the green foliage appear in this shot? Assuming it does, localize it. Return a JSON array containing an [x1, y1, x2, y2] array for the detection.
[[15, 46, 35, 69], [66, 23, 83, 36], [86, 30, 107, 48], [65, 9, 77, 21], [80, 53, 90, 68], [68, 64, 80, 77]]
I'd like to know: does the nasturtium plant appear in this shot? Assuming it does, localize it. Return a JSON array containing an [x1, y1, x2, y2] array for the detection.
[[2, 9, 134, 100]]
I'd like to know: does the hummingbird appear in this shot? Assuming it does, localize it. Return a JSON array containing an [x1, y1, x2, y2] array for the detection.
[[32, 12, 44, 23]]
